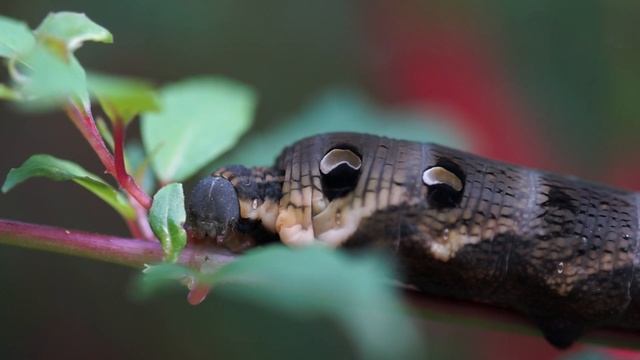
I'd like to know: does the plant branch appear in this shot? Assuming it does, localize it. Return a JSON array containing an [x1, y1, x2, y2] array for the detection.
[[125, 217, 144, 240], [129, 194, 155, 241], [0, 218, 234, 269], [65, 103, 115, 175], [113, 119, 128, 184], [113, 119, 153, 239], [65, 104, 152, 209], [113, 120, 152, 209]]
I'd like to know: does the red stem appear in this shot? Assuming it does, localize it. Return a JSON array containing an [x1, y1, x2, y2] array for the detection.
[[112, 120, 152, 209], [125, 179, 153, 209], [66, 104, 151, 208], [65, 104, 115, 175], [125, 218, 144, 240], [113, 120, 128, 184], [130, 194, 155, 241]]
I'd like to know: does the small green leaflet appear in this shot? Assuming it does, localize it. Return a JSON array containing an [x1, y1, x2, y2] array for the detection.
[[0, 15, 36, 59], [2, 154, 135, 220], [141, 77, 256, 183], [149, 183, 187, 262], [34, 12, 113, 52], [88, 72, 160, 125]]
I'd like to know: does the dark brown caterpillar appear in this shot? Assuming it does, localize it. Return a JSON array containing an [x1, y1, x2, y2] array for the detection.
[[186, 132, 639, 348]]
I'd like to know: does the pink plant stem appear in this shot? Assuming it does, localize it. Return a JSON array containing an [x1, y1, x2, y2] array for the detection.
[[113, 119, 128, 182], [65, 103, 153, 238], [125, 218, 144, 240], [125, 176, 153, 209], [0, 218, 235, 269], [113, 120, 152, 209], [130, 194, 155, 241], [65, 104, 115, 175], [65, 104, 152, 209]]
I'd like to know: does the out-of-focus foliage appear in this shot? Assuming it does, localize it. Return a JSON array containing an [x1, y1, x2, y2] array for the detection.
[[0, 84, 20, 100], [88, 72, 159, 124], [139, 245, 426, 360], [95, 117, 114, 149], [34, 12, 112, 52], [0, 12, 112, 109], [0, 15, 35, 58], [125, 141, 156, 194], [496, 1, 612, 166], [17, 44, 89, 108], [141, 77, 256, 183], [212, 88, 466, 169]]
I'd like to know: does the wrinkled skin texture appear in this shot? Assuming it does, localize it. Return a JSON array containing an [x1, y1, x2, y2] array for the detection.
[[187, 132, 640, 348]]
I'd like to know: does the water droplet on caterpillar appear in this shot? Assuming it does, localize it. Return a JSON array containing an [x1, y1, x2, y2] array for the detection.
[[557, 262, 564, 274]]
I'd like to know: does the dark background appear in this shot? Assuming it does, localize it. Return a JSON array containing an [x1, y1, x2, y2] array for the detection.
[[1, 1, 639, 359]]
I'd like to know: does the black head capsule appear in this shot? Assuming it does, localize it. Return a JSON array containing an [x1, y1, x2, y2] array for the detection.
[[186, 176, 240, 244]]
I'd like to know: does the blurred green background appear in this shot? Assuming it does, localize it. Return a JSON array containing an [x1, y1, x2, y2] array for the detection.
[[1, 0, 639, 359]]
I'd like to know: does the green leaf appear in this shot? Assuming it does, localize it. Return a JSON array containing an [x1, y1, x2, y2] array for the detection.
[[125, 141, 156, 194], [7, 12, 112, 110], [96, 116, 114, 151], [0, 15, 36, 59], [17, 44, 89, 109], [141, 77, 256, 183], [2, 154, 135, 219], [34, 12, 113, 52], [211, 88, 467, 169], [138, 246, 426, 359], [0, 84, 21, 101], [149, 183, 187, 262], [137, 263, 197, 298], [88, 72, 160, 124]]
